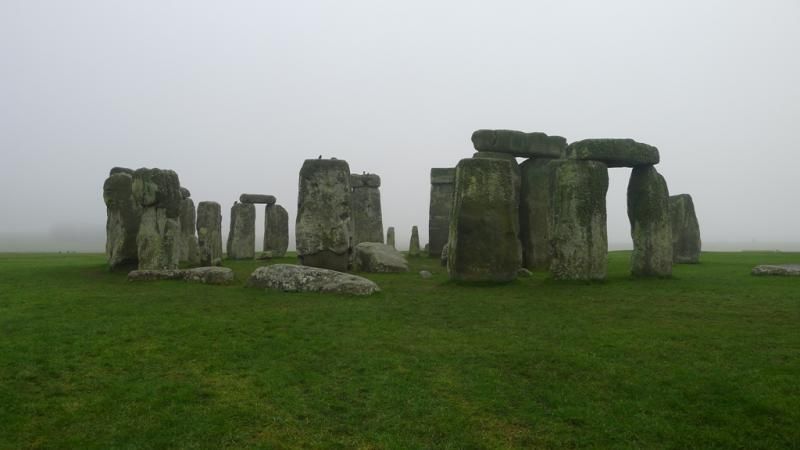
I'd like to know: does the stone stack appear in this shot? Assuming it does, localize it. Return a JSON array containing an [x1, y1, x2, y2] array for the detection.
[[296, 159, 353, 271], [428, 168, 455, 258], [103, 167, 142, 269], [386, 227, 396, 248], [178, 187, 200, 265], [264, 204, 289, 258], [628, 165, 672, 277], [197, 201, 223, 266], [350, 173, 384, 245], [669, 194, 701, 263], [131, 168, 183, 270], [227, 201, 256, 260], [408, 226, 421, 256]]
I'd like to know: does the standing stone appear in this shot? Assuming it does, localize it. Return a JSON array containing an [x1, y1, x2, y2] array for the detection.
[[296, 159, 353, 271], [519, 158, 558, 270], [549, 160, 608, 281], [351, 174, 384, 245], [669, 194, 701, 264], [264, 204, 289, 258], [472, 151, 521, 235], [386, 227, 396, 248], [178, 194, 200, 265], [428, 168, 455, 257], [131, 168, 182, 270], [448, 158, 522, 282], [628, 166, 672, 277], [409, 226, 421, 257], [227, 202, 256, 260], [239, 194, 276, 205], [197, 201, 223, 266], [103, 168, 142, 269]]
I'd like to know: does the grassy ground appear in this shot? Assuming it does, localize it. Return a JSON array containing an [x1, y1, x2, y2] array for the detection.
[[0, 251, 798, 449]]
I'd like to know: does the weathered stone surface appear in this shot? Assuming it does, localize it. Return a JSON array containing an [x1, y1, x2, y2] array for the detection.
[[386, 227, 396, 248], [352, 242, 409, 273], [751, 264, 800, 276], [110, 167, 134, 176], [420, 270, 432, 279], [246, 264, 380, 296], [103, 172, 142, 269], [472, 151, 521, 235], [448, 158, 522, 282], [409, 226, 421, 257], [440, 242, 449, 267], [471, 129, 566, 158], [669, 194, 701, 264], [296, 159, 353, 271], [179, 197, 200, 265], [197, 201, 223, 266], [428, 168, 455, 258], [517, 268, 533, 278], [227, 202, 256, 260], [132, 168, 182, 270], [127, 266, 234, 284], [519, 158, 558, 270], [564, 139, 659, 168], [549, 160, 608, 281], [180, 187, 191, 199], [351, 174, 384, 245], [628, 166, 672, 277], [264, 204, 289, 258], [239, 194, 276, 205]]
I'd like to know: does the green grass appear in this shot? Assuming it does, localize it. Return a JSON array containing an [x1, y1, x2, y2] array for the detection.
[[1, 251, 798, 449]]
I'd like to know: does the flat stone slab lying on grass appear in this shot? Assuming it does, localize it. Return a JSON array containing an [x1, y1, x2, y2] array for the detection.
[[352, 242, 408, 273], [246, 264, 380, 296], [128, 267, 234, 284], [564, 139, 659, 167], [751, 264, 800, 276]]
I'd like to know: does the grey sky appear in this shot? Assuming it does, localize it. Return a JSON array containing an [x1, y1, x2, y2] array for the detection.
[[1, 1, 799, 251]]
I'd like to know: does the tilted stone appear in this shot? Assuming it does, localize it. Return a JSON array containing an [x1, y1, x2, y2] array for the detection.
[[351, 173, 384, 245], [471, 129, 566, 158], [519, 158, 558, 270], [103, 171, 142, 269], [549, 160, 608, 281], [296, 159, 353, 271], [179, 197, 200, 265], [227, 202, 256, 260], [132, 168, 182, 270], [246, 264, 380, 296], [239, 194, 276, 205], [352, 242, 409, 273], [386, 227, 396, 248], [350, 173, 381, 188], [408, 225, 421, 257], [448, 158, 522, 282], [428, 168, 455, 257], [669, 194, 701, 264], [196, 201, 223, 266], [264, 204, 289, 257], [564, 139, 659, 168], [628, 165, 672, 277]]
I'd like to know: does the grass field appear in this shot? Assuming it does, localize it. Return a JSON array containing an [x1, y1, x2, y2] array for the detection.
[[1, 251, 798, 449]]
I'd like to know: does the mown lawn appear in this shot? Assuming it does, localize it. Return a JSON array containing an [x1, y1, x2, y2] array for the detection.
[[0, 251, 798, 449]]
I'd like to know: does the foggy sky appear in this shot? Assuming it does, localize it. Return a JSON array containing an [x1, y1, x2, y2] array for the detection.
[[2, 1, 799, 252]]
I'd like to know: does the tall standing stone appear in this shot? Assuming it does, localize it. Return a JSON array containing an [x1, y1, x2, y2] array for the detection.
[[448, 158, 521, 282], [264, 204, 289, 258], [178, 188, 200, 265], [472, 151, 521, 236], [428, 168, 455, 258], [628, 166, 672, 277], [227, 201, 256, 260], [549, 160, 609, 281], [519, 158, 558, 270], [103, 168, 142, 269], [197, 201, 223, 266], [131, 168, 182, 270], [386, 227, 396, 248], [296, 159, 353, 271], [669, 194, 701, 264], [351, 174, 384, 245], [409, 226, 421, 256]]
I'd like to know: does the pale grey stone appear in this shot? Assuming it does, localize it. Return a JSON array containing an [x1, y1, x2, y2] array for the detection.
[[409, 226, 421, 257], [227, 202, 256, 260], [127, 266, 234, 284], [440, 242, 448, 267], [239, 194, 276, 205], [352, 242, 408, 273], [751, 264, 800, 276], [628, 165, 672, 277], [197, 201, 223, 266], [351, 173, 384, 245], [669, 194, 701, 264], [264, 204, 289, 257], [386, 227, 396, 248], [131, 168, 182, 270], [428, 168, 455, 258], [103, 171, 141, 269], [246, 264, 380, 296], [420, 270, 432, 279]]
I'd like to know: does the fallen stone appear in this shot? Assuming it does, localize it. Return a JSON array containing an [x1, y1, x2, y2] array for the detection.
[[628, 165, 672, 277], [564, 139, 659, 167], [420, 270, 432, 279], [246, 264, 380, 296], [197, 201, 223, 266], [103, 171, 141, 269], [429, 168, 456, 258], [471, 129, 566, 158], [127, 266, 234, 285], [669, 194, 701, 264], [239, 194, 276, 205], [352, 242, 408, 273], [520, 158, 558, 270], [264, 204, 289, 258], [409, 226, 421, 257], [751, 264, 800, 276], [227, 202, 256, 260]]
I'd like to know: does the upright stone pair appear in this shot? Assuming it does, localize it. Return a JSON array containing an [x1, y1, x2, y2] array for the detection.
[[227, 193, 287, 260], [351, 173, 383, 245]]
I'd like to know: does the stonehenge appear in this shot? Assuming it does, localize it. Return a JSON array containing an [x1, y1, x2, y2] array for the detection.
[[226, 202, 256, 260], [408, 226, 421, 256], [132, 168, 183, 271], [669, 194, 701, 263], [386, 227, 396, 248], [103, 168, 141, 269], [428, 168, 456, 258], [351, 173, 384, 245], [264, 204, 289, 258], [296, 159, 353, 271], [197, 201, 223, 266], [628, 165, 672, 277]]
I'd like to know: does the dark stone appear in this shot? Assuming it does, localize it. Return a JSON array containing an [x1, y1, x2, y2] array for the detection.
[[428, 167, 455, 257], [628, 165, 672, 277], [264, 204, 289, 258], [197, 201, 223, 266], [563, 139, 659, 168], [471, 129, 566, 158], [669, 194, 701, 264], [519, 158, 558, 270], [239, 194, 277, 205]]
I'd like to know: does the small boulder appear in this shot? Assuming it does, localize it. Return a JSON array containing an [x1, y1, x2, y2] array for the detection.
[[352, 242, 409, 273], [420, 270, 432, 279], [246, 264, 380, 296]]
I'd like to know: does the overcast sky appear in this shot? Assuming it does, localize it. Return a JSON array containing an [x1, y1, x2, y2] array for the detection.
[[1, 0, 799, 252]]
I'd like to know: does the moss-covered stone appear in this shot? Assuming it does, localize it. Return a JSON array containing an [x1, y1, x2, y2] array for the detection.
[[386, 227, 396, 248], [448, 158, 522, 282], [564, 139, 659, 168], [196, 201, 223, 266], [627, 165, 672, 277], [131, 168, 182, 270], [103, 172, 141, 269], [471, 129, 566, 158], [131, 168, 182, 218], [549, 160, 608, 281], [264, 204, 289, 257], [519, 158, 558, 270], [428, 168, 455, 258], [669, 194, 701, 264], [226, 202, 256, 260]]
